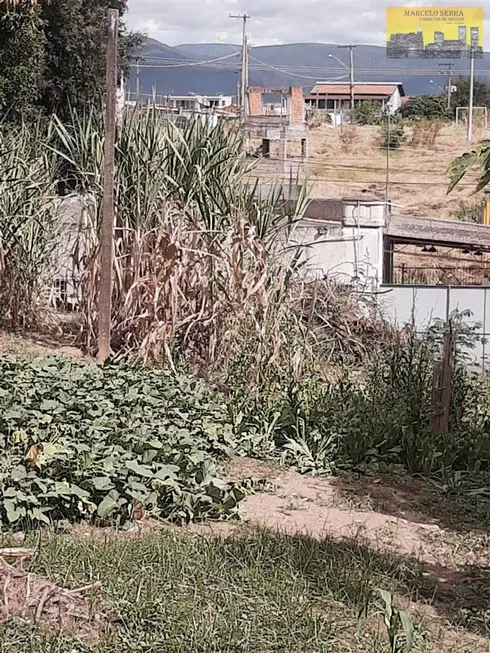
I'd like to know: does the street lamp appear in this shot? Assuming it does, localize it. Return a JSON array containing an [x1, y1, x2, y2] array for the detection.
[[328, 51, 355, 113], [429, 79, 445, 93], [328, 53, 349, 70]]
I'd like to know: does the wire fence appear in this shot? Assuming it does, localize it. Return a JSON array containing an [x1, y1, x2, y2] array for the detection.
[[393, 264, 489, 286]]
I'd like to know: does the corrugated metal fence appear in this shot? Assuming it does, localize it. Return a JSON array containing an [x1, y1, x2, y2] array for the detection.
[[379, 284, 490, 371]]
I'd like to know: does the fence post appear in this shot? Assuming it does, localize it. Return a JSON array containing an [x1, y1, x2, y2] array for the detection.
[[401, 263, 406, 284], [431, 332, 453, 435]]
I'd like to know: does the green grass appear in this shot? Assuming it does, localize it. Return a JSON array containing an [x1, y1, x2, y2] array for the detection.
[[0, 528, 426, 653]]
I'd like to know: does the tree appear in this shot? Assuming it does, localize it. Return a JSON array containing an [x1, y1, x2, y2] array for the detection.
[[0, 0, 142, 122], [400, 95, 450, 121], [40, 0, 142, 118], [0, 2, 45, 123], [378, 115, 406, 150], [451, 75, 490, 116]]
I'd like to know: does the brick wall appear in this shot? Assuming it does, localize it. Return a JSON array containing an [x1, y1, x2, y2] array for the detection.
[[290, 87, 304, 124], [248, 88, 263, 116]]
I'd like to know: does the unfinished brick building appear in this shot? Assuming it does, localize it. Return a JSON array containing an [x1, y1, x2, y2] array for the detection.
[[244, 86, 309, 175]]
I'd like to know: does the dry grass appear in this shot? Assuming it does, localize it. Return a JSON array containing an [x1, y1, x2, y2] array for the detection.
[[0, 557, 111, 642], [307, 123, 485, 218]]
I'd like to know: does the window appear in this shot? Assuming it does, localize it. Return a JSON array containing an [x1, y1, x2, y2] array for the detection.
[[326, 99, 335, 110]]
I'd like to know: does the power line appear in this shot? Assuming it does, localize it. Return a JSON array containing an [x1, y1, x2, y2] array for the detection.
[[130, 60, 490, 78]]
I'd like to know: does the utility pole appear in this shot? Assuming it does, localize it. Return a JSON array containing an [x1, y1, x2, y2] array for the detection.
[[338, 44, 356, 114], [230, 13, 250, 116], [97, 8, 119, 364], [438, 62, 454, 111], [136, 60, 141, 104], [467, 48, 475, 142]]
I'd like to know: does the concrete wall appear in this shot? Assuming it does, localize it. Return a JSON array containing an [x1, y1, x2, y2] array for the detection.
[[292, 199, 386, 289]]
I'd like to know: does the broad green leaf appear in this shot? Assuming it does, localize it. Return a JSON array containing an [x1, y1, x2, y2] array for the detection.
[[4, 499, 21, 523], [154, 465, 180, 480], [97, 495, 118, 519], [91, 477, 114, 491], [40, 399, 60, 411], [126, 460, 154, 478]]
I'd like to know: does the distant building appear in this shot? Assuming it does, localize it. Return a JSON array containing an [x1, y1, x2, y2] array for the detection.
[[163, 94, 233, 111], [458, 25, 467, 43], [305, 82, 405, 123]]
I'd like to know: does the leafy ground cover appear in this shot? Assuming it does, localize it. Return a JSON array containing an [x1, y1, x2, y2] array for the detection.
[[0, 356, 244, 530]]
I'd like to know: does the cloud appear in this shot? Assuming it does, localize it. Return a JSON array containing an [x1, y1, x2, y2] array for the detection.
[[126, 0, 490, 49]]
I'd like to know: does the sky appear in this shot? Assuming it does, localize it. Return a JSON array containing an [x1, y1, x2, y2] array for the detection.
[[126, 0, 490, 49]]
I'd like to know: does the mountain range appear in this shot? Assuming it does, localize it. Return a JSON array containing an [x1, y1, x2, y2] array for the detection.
[[129, 39, 490, 99]]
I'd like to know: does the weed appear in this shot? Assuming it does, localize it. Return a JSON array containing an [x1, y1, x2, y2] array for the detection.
[[376, 589, 414, 652], [339, 125, 359, 152], [0, 356, 244, 529], [410, 120, 445, 148], [451, 199, 482, 223]]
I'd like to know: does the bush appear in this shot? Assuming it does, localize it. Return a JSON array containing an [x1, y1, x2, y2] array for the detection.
[[232, 313, 490, 480], [351, 101, 383, 126], [410, 119, 445, 148], [339, 125, 358, 152], [452, 199, 482, 223], [400, 95, 451, 121], [306, 108, 332, 129], [0, 356, 245, 530], [378, 116, 406, 150]]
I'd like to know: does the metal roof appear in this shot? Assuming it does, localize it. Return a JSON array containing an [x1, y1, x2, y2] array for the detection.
[[386, 214, 490, 250], [310, 83, 405, 96]]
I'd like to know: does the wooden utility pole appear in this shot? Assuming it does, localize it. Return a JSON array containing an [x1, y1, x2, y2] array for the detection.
[[438, 62, 454, 111], [230, 13, 250, 116], [338, 44, 356, 113], [136, 60, 141, 103], [97, 8, 119, 364], [467, 48, 475, 142]]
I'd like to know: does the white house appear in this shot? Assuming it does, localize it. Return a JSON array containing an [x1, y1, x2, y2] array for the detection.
[[305, 82, 405, 124], [164, 94, 234, 111]]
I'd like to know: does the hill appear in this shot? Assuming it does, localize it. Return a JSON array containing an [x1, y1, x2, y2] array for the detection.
[[128, 40, 490, 99]]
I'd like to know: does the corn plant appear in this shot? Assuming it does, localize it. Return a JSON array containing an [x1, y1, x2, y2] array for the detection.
[[377, 589, 414, 653], [50, 109, 309, 369], [0, 120, 59, 329]]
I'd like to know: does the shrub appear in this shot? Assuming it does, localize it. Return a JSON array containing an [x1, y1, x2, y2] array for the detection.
[[0, 356, 245, 530], [378, 116, 406, 150], [452, 199, 482, 223], [307, 108, 332, 129], [351, 101, 383, 126], [410, 119, 445, 148], [339, 125, 358, 152], [400, 95, 451, 121]]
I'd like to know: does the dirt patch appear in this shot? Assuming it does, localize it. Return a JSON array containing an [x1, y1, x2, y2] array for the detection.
[[228, 458, 434, 560], [226, 458, 490, 647], [0, 557, 112, 641], [0, 329, 84, 359], [227, 458, 490, 569]]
